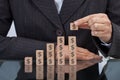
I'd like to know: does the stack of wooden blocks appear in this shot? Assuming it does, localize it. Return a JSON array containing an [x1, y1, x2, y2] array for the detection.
[[24, 22, 78, 80]]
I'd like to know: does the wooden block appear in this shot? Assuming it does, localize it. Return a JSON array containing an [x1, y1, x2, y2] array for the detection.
[[57, 36, 64, 45], [24, 57, 33, 73], [36, 58, 44, 66], [68, 36, 77, 65], [70, 22, 78, 30], [36, 50, 44, 59], [36, 65, 44, 80], [57, 36, 65, 65], [36, 50, 44, 65], [24, 57, 33, 65], [47, 43, 54, 51], [69, 66, 76, 80], [47, 43, 55, 65], [68, 36, 76, 45], [47, 66, 54, 80]]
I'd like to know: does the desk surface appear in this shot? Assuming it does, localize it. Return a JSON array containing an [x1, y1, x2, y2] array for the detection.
[[98, 59, 120, 80], [0, 59, 101, 80]]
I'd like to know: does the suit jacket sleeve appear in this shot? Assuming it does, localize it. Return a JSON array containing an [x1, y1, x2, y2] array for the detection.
[[93, 0, 120, 58], [0, 0, 54, 60]]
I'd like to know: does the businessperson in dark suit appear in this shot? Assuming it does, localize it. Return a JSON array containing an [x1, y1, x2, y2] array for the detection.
[[0, 0, 120, 80]]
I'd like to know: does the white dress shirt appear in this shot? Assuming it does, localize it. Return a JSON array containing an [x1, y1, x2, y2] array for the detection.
[[54, 0, 64, 13]]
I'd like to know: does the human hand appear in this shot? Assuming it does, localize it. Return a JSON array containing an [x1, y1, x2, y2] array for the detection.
[[74, 13, 112, 43], [56, 45, 102, 61]]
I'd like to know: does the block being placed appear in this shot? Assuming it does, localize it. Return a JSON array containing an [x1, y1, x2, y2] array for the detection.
[[70, 22, 78, 30]]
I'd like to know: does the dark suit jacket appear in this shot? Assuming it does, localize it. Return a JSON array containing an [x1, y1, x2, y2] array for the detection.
[[0, 0, 120, 80]]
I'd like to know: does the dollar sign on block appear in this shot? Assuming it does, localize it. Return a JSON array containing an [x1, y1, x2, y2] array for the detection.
[[57, 36, 65, 65], [47, 43, 55, 65], [36, 50, 44, 65], [70, 22, 78, 30], [24, 57, 33, 73], [69, 36, 77, 65]]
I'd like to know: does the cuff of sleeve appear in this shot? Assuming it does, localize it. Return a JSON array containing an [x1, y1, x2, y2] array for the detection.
[[99, 38, 111, 48]]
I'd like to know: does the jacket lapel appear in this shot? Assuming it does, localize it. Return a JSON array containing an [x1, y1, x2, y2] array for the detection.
[[31, 0, 63, 29], [60, 0, 86, 24]]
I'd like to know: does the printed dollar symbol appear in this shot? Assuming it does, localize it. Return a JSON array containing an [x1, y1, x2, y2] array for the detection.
[[49, 52, 52, 57], [59, 52, 63, 57], [71, 52, 75, 57], [49, 45, 52, 50], [71, 38, 74, 43], [59, 45, 63, 50], [38, 59, 42, 64], [59, 38, 63, 43], [71, 45, 75, 50], [27, 59, 30, 64], [72, 24, 76, 29], [38, 52, 42, 57]]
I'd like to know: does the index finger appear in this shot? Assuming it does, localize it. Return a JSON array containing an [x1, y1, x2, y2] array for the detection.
[[74, 15, 90, 27]]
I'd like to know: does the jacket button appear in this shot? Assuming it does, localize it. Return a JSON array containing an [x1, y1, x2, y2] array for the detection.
[[56, 30, 63, 36]]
